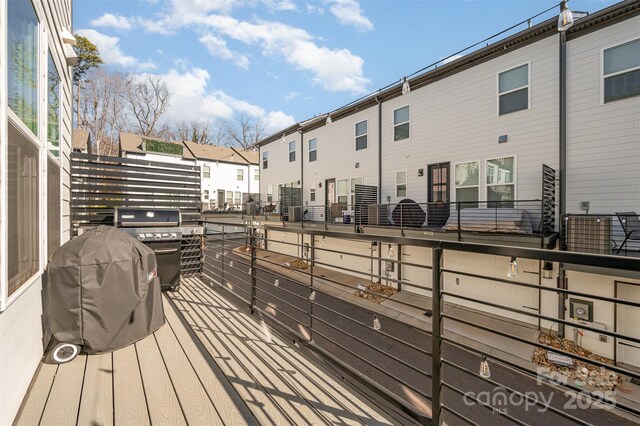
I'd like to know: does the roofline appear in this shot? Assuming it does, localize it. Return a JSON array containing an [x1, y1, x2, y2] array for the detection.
[[230, 146, 259, 165], [257, 0, 640, 147]]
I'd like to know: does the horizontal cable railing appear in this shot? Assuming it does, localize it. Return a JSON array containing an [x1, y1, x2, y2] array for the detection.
[[198, 219, 640, 426]]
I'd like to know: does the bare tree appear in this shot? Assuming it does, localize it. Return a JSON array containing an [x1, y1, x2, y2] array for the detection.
[[174, 120, 229, 145], [225, 116, 266, 150], [124, 75, 170, 137]]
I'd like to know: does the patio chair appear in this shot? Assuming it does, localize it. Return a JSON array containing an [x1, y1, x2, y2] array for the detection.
[[615, 212, 640, 254]]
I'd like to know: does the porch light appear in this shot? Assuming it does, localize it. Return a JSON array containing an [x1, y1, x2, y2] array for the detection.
[[542, 262, 553, 279], [558, 1, 574, 32], [401, 77, 411, 95], [281, 133, 286, 143], [373, 315, 381, 330], [309, 290, 316, 301], [326, 114, 332, 125], [507, 256, 518, 278], [479, 355, 491, 378], [387, 245, 394, 259]]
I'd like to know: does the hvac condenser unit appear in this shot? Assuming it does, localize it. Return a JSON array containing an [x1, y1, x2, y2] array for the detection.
[[565, 216, 611, 254]]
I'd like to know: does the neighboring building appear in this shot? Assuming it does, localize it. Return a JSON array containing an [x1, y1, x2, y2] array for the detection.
[[0, 0, 75, 423], [257, 2, 640, 369], [72, 128, 90, 153], [119, 132, 259, 210], [258, 2, 640, 221]]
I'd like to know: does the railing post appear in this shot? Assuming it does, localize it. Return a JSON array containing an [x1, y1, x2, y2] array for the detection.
[[221, 224, 225, 287], [457, 202, 461, 242], [250, 225, 257, 314], [431, 246, 443, 426], [309, 234, 315, 344], [400, 203, 404, 236]]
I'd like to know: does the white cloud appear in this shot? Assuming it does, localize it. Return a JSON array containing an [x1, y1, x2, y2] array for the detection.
[[328, 0, 373, 32], [143, 66, 294, 132], [199, 34, 250, 70], [263, 0, 297, 11], [191, 15, 369, 93], [77, 29, 157, 70], [306, 3, 324, 14], [284, 91, 299, 100], [91, 13, 134, 30]]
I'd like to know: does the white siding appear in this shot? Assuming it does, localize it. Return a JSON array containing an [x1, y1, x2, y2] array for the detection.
[[200, 159, 258, 207], [259, 133, 301, 204], [566, 15, 640, 214], [0, 1, 73, 424]]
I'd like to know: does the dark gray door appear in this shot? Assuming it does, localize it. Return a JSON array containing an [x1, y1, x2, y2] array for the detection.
[[427, 162, 450, 228]]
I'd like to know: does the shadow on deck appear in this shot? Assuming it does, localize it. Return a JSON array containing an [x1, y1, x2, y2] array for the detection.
[[14, 277, 394, 426]]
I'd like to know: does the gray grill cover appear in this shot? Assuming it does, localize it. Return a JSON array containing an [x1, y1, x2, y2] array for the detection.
[[44, 226, 165, 354]]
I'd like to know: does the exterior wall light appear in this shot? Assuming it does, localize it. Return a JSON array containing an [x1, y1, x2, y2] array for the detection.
[[281, 134, 286, 143], [326, 114, 332, 125], [479, 355, 491, 378], [558, 1, 574, 32], [542, 262, 554, 279], [309, 290, 316, 301], [507, 256, 518, 278], [373, 315, 381, 330], [401, 77, 411, 95]]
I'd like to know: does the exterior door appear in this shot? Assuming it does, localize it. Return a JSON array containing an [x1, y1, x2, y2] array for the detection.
[[617, 282, 640, 369], [326, 179, 335, 222], [217, 190, 225, 210], [427, 162, 450, 228]]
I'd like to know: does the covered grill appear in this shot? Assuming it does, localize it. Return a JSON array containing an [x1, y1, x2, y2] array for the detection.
[[43, 226, 165, 361]]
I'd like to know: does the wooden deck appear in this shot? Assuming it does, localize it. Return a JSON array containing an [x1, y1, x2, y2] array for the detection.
[[15, 277, 393, 426]]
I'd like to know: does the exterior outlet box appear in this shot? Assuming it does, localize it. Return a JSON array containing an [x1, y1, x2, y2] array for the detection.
[[569, 298, 593, 322]]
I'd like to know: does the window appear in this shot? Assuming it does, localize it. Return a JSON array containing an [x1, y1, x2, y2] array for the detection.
[[289, 141, 296, 162], [47, 157, 61, 261], [309, 138, 317, 162], [393, 106, 410, 141], [47, 53, 60, 158], [8, 124, 40, 296], [254, 169, 259, 180], [237, 169, 244, 181], [202, 165, 210, 178], [234, 191, 241, 206], [267, 184, 273, 203], [226, 191, 233, 206], [455, 162, 479, 207], [498, 64, 529, 115], [262, 151, 268, 169], [603, 38, 640, 103], [310, 184, 316, 202], [350, 177, 363, 207], [337, 179, 348, 204], [396, 171, 407, 197], [204, 190, 209, 200], [486, 157, 515, 206], [355, 120, 367, 150], [8, 0, 39, 135]]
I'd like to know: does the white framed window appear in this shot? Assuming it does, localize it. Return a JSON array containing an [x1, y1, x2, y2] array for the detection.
[[262, 151, 268, 169], [355, 120, 367, 150], [393, 106, 410, 141], [203, 165, 210, 178], [454, 161, 480, 207], [350, 177, 363, 208], [602, 38, 640, 103], [309, 183, 316, 202], [267, 184, 273, 203], [237, 168, 244, 181], [337, 179, 348, 204], [47, 52, 61, 158], [486, 157, 515, 205], [226, 191, 233, 205], [498, 63, 529, 115], [308, 138, 317, 162], [204, 190, 209, 200], [254, 169, 259, 180], [396, 171, 407, 197], [289, 140, 296, 162], [234, 191, 241, 205]]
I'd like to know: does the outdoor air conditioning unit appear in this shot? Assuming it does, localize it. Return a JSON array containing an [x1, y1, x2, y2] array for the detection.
[[565, 216, 611, 254]]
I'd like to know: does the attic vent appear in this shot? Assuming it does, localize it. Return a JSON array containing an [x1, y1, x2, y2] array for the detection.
[[143, 139, 183, 156]]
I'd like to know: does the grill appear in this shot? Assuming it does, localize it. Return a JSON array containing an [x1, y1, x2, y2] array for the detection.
[[115, 208, 203, 291]]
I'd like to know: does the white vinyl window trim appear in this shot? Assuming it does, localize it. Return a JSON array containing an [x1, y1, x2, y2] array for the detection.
[[497, 62, 531, 116], [485, 156, 517, 202], [453, 160, 480, 203], [355, 120, 367, 150], [237, 168, 244, 181], [393, 105, 410, 141], [336, 178, 348, 204], [308, 138, 317, 162], [600, 37, 640, 104], [289, 140, 296, 162], [203, 165, 211, 178]]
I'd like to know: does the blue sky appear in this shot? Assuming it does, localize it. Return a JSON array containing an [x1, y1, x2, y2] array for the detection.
[[73, 0, 619, 135]]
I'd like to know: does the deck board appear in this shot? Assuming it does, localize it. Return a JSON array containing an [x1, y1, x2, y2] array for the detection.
[[112, 344, 150, 426], [77, 353, 113, 426], [16, 277, 393, 426], [13, 362, 58, 426], [39, 354, 86, 425], [162, 297, 255, 425]]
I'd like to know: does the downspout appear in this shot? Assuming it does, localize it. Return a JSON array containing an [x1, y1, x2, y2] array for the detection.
[[299, 129, 304, 226], [558, 0, 569, 338], [376, 95, 382, 282]]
